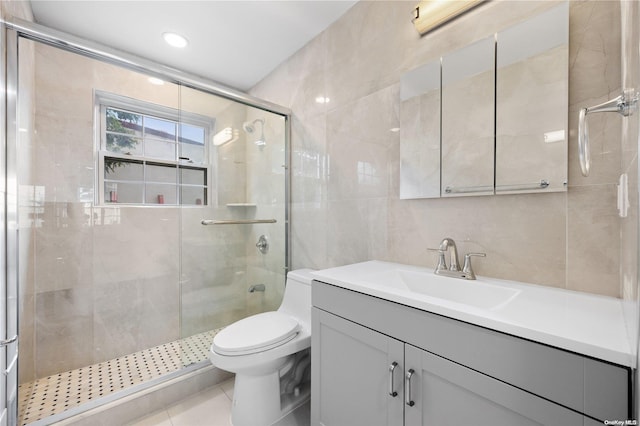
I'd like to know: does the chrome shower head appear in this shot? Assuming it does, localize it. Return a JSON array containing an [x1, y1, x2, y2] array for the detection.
[[242, 118, 266, 148], [242, 118, 264, 134]]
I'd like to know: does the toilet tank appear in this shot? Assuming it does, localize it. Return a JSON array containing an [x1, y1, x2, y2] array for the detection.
[[277, 268, 314, 326]]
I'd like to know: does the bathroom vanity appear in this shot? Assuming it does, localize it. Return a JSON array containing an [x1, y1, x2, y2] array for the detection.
[[310, 261, 632, 426]]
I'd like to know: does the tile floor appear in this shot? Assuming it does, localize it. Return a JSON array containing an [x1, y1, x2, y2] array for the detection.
[[129, 378, 234, 426], [129, 378, 311, 426], [19, 330, 220, 425]]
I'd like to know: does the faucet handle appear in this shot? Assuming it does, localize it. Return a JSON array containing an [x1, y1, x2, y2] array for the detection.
[[462, 253, 486, 280], [428, 248, 448, 272]]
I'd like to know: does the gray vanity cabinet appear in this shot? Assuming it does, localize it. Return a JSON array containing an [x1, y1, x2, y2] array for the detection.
[[311, 280, 631, 426], [312, 308, 582, 426], [311, 308, 404, 426]]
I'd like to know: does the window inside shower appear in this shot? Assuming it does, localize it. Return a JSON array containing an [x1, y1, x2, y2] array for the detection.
[[97, 92, 212, 206], [14, 36, 288, 425]]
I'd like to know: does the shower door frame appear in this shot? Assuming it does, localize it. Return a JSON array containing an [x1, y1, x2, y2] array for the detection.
[[1, 16, 292, 425]]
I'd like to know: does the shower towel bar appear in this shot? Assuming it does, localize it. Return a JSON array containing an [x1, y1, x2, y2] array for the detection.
[[495, 179, 550, 192], [201, 219, 277, 225], [578, 89, 638, 177]]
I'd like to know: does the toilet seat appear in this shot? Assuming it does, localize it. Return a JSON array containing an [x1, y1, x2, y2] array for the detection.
[[212, 311, 300, 356]]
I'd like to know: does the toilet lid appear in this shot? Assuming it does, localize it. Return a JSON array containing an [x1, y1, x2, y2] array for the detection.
[[212, 311, 300, 356]]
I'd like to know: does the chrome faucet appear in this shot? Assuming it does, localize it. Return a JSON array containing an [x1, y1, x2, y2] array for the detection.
[[438, 237, 460, 271], [430, 238, 486, 280]]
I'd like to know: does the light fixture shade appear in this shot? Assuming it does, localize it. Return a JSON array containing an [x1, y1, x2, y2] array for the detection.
[[412, 1, 484, 35]]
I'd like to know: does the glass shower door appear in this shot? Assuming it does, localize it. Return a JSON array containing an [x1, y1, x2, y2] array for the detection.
[[178, 86, 289, 363], [5, 17, 290, 424], [2, 27, 19, 426]]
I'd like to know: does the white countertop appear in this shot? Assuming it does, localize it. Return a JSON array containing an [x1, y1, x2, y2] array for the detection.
[[311, 261, 634, 367]]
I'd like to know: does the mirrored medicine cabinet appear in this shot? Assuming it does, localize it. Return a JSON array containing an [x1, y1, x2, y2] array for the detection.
[[399, 2, 568, 199]]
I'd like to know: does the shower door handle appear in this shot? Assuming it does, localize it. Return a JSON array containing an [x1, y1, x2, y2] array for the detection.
[[0, 335, 17, 347], [578, 90, 638, 177]]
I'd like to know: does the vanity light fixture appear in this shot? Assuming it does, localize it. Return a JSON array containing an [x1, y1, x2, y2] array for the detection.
[[162, 32, 189, 48], [412, 0, 484, 35]]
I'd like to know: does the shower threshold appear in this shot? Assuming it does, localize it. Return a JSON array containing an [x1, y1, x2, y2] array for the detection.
[[18, 329, 221, 426]]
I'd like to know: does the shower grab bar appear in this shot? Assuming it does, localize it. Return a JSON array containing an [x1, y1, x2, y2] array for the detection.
[[444, 185, 494, 194], [201, 219, 277, 225], [578, 90, 638, 177], [495, 179, 549, 192]]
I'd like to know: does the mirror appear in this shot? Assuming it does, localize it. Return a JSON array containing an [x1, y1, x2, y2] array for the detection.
[[400, 61, 441, 199], [399, 2, 568, 198], [495, 3, 568, 194], [441, 36, 495, 197]]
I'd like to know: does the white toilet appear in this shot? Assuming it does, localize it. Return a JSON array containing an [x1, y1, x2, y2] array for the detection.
[[209, 269, 314, 426]]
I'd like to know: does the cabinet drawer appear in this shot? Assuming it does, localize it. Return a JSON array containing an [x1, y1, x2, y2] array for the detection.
[[313, 280, 630, 421]]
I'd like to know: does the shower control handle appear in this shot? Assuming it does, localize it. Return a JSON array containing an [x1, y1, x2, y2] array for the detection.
[[388, 362, 398, 397], [256, 235, 269, 254]]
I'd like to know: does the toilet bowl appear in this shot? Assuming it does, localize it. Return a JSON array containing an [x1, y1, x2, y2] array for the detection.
[[209, 269, 314, 426]]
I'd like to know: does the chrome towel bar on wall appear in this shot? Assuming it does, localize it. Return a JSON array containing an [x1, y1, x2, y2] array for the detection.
[[201, 219, 277, 225], [578, 89, 638, 177], [495, 180, 550, 192]]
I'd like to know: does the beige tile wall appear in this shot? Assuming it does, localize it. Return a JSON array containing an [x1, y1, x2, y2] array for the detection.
[[250, 0, 624, 297]]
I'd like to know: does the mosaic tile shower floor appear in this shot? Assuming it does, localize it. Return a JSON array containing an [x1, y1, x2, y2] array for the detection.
[[18, 329, 220, 425]]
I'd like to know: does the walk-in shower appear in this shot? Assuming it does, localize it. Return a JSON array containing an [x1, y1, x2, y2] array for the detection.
[[2, 18, 290, 425]]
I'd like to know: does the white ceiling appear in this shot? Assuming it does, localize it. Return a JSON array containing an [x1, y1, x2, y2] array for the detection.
[[29, 1, 357, 92]]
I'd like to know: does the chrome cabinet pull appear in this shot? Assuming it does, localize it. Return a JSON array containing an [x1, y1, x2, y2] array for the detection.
[[0, 335, 17, 347], [405, 369, 415, 407], [388, 362, 398, 397]]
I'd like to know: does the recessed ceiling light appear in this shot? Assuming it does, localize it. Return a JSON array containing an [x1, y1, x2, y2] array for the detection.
[[389, 127, 400, 133], [315, 96, 330, 104], [162, 32, 188, 48]]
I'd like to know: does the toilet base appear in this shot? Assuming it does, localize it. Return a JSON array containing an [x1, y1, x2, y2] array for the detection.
[[232, 372, 281, 426], [231, 369, 311, 426]]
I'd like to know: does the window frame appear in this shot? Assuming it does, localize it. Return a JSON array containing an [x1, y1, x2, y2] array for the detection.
[[94, 90, 215, 207]]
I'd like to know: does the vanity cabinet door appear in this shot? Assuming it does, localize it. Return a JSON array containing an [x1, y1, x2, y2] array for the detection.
[[311, 308, 404, 426], [404, 344, 583, 426]]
